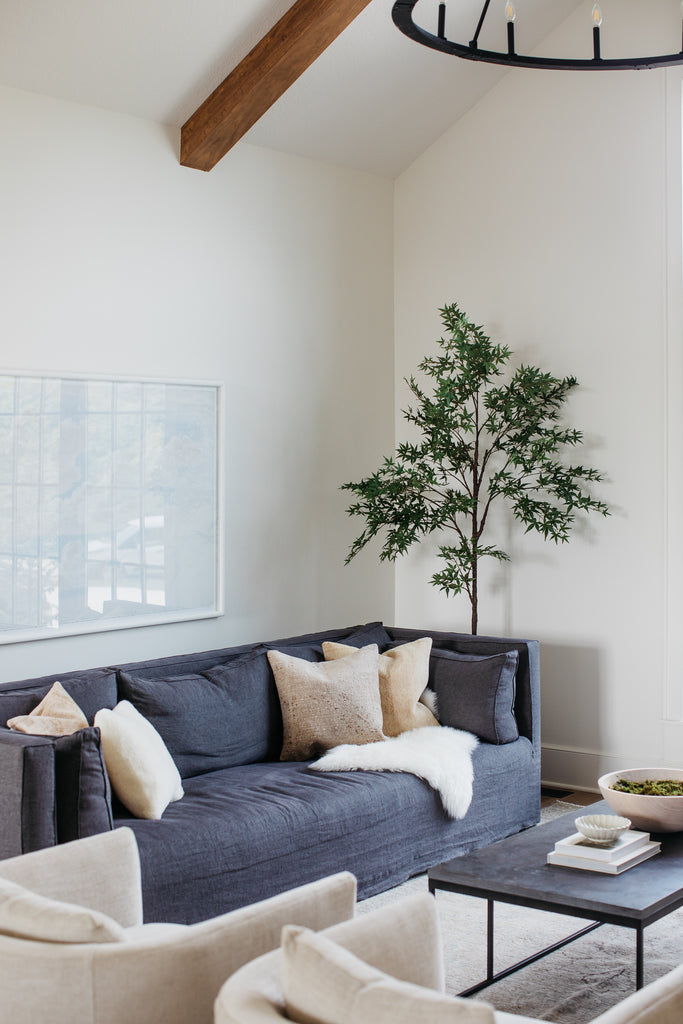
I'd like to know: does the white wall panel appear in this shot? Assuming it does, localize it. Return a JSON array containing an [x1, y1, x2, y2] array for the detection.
[[394, 1, 683, 783]]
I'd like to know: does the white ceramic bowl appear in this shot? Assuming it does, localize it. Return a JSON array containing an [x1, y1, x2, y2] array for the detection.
[[574, 813, 631, 845], [598, 768, 683, 833]]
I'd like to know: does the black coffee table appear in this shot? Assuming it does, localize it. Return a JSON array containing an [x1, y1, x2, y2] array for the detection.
[[428, 800, 683, 994]]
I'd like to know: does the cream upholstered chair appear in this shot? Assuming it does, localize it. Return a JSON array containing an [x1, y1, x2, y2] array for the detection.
[[0, 828, 356, 1024], [214, 892, 683, 1024]]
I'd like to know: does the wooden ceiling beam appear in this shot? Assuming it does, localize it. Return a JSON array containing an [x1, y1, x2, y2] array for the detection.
[[180, 0, 373, 171]]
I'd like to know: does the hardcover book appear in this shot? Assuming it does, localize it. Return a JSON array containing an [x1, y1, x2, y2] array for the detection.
[[547, 835, 661, 874], [554, 829, 650, 860]]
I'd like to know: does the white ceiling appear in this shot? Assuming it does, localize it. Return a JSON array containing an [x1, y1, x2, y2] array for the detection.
[[0, 0, 585, 177]]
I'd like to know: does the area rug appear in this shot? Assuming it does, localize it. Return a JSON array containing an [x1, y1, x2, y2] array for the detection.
[[357, 801, 683, 1023]]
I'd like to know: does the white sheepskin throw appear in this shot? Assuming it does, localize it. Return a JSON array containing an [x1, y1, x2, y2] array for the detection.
[[310, 726, 478, 819]]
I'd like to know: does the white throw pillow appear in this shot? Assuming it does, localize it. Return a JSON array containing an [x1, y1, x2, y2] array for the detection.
[[0, 876, 125, 944], [94, 701, 183, 820], [281, 925, 495, 1024]]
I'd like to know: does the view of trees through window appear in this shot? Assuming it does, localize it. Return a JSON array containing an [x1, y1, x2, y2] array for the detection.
[[0, 374, 220, 641]]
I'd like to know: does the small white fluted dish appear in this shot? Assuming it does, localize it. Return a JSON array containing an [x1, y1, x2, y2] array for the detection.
[[574, 813, 631, 845], [598, 768, 683, 833]]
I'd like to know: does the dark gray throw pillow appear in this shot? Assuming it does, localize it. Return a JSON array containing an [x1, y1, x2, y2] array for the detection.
[[119, 647, 282, 778], [54, 728, 114, 843], [429, 648, 519, 744]]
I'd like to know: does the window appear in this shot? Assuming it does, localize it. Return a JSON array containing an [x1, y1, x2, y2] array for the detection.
[[0, 373, 221, 642]]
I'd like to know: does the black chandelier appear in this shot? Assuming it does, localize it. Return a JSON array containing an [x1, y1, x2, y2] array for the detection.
[[391, 1, 683, 71]]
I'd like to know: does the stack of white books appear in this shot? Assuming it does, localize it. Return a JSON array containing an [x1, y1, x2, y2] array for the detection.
[[547, 829, 661, 874]]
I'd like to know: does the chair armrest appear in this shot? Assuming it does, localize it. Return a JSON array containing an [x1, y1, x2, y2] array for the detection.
[[215, 892, 454, 1024], [0, 727, 56, 857], [0, 827, 143, 928], [591, 962, 683, 1024], [91, 872, 357, 1024]]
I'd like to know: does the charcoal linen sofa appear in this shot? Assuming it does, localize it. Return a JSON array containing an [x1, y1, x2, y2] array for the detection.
[[0, 622, 540, 925]]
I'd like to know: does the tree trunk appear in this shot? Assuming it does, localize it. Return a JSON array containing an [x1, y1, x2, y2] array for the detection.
[[471, 557, 478, 635]]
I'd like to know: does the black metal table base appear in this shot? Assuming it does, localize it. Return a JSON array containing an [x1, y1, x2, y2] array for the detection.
[[456, 899, 645, 997]]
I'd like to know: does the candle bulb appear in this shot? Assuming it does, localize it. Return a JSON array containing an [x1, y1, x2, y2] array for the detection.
[[592, 3, 602, 60], [505, 2, 516, 55], [438, 2, 446, 40]]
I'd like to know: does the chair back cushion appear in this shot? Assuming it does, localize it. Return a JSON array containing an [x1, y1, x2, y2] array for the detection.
[[281, 923, 495, 1024], [0, 875, 125, 943]]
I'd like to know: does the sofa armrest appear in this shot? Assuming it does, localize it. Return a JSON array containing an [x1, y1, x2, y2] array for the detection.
[[0, 727, 56, 857], [0, 827, 143, 928]]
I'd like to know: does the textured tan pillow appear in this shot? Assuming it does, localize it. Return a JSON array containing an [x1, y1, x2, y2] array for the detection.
[[267, 645, 385, 761], [0, 876, 125, 944], [323, 638, 439, 737], [281, 924, 495, 1024], [7, 680, 89, 736]]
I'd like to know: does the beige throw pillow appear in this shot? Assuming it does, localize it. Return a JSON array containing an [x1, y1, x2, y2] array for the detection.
[[7, 680, 89, 736], [281, 924, 495, 1024], [267, 645, 385, 761], [0, 876, 125, 944], [94, 701, 183, 820], [322, 638, 439, 737]]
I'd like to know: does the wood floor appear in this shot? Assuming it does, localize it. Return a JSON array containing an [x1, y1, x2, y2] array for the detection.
[[540, 786, 599, 808]]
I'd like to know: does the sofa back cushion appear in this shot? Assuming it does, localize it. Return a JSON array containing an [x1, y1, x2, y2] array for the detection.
[[264, 622, 391, 666], [119, 648, 283, 778], [0, 669, 118, 727]]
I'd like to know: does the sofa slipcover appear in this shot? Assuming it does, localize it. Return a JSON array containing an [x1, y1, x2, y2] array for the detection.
[[0, 622, 541, 923]]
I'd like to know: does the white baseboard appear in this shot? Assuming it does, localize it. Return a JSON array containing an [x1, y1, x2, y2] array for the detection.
[[540, 744, 675, 792]]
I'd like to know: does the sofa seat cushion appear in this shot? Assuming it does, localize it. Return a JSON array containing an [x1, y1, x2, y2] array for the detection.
[[116, 738, 538, 924]]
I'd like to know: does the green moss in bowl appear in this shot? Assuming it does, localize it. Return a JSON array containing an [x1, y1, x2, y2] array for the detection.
[[612, 778, 683, 797]]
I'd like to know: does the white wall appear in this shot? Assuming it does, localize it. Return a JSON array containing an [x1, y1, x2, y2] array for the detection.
[[0, 85, 395, 682], [394, 0, 683, 787]]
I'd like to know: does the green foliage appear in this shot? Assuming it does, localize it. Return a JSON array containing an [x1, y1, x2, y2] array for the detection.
[[343, 302, 610, 634]]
